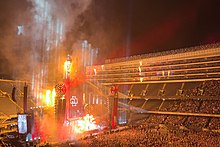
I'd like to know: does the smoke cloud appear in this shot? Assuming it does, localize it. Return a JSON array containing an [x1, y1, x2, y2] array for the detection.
[[0, 0, 92, 82]]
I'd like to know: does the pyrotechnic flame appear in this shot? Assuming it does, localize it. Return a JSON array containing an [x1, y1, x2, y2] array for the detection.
[[74, 114, 97, 133], [45, 90, 51, 106], [42, 89, 55, 107], [64, 60, 72, 73], [52, 88, 56, 106]]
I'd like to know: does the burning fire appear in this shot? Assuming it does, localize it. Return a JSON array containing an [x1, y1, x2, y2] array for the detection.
[[45, 90, 51, 106], [42, 88, 56, 107], [73, 114, 97, 133]]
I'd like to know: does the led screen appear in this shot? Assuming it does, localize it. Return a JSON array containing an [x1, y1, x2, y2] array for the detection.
[[18, 114, 27, 134]]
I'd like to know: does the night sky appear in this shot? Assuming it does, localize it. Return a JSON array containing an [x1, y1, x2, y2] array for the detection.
[[79, 0, 220, 60], [0, 0, 220, 78]]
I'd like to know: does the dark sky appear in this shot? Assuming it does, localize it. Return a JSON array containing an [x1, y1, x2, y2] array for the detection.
[[75, 0, 220, 61], [0, 0, 220, 72]]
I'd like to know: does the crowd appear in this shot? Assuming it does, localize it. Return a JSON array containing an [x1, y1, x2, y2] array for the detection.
[[200, 100, 220, 114], [184, 117, 208, 131], [203, 80, 220, 97], [183, 80, 220, 97], [159, 100, 180, 112], [178, 99, 200, 113], [75, 118, 220, 146], [2, 82, 220, 146], [208, 118, 220, 130], [73, 87, 220, 146], [163, 115, 185, 128], [158, 99, 220, 115]]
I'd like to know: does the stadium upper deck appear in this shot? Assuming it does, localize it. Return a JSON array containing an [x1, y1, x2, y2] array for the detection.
[[87, 44, 220, 84], [86, 44, 220, 99]]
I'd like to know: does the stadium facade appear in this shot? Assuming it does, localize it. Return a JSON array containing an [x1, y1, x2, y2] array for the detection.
[[1, 43, 220, 142], [85, 43, 220, 130]]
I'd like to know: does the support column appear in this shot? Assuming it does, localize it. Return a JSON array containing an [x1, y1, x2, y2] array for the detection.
[[64, 79, 71, 120], [23, 83, 28, 113], [111, 90, 118, 129]]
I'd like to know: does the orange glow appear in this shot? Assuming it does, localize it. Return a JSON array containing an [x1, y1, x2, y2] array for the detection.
[[72, 114, 97, 133], [45, 90, 51, 106], [140, 77, 143, 82], [52, 88, 56, 106], [139, 60, 142, 66], [93, 68, 97, 75], [41, 89, 55, 107], [64, 60, 72, 73]]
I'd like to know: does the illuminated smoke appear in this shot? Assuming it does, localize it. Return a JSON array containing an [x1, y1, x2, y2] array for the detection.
[[26, 0, 92, 106], [32, 107, 57, 143], [0, 0, 91, 89], [28, 0, 92, 47], [24, 1, 92, 141]]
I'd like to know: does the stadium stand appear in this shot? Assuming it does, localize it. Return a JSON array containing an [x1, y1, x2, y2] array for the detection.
[[80, 43, 220, 145], [0, 80, 34, 135], [1, 43, 220, 145]]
